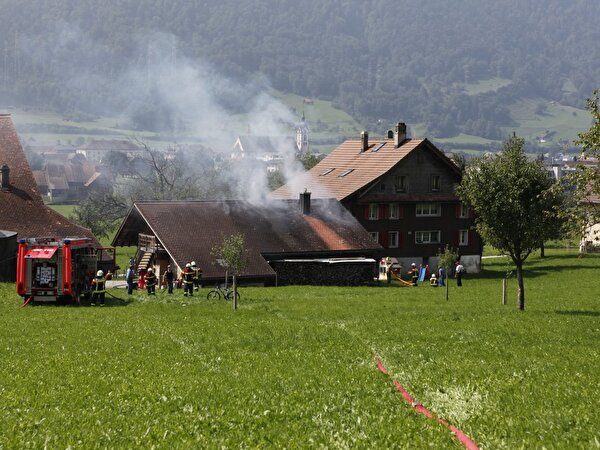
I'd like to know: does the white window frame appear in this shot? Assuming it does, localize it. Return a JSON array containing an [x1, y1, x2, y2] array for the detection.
[[389, 203, 399, 219], [415, 230, 440, 244], [369, 231, 379, 242], [459, 203, 470, 218], [388, 231, 399, 248], [416, 203, 441, 217], [368, 203, 379, 220], [459, 229, 469, 246]]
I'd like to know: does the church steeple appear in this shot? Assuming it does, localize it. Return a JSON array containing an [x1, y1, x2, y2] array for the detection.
[[296, 112, 309, 153]]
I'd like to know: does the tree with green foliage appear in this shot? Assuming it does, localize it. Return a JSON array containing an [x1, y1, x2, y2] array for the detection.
[[567, 88, 600, 248], [210, 233, 248, 310], [437, 244, 458, 274], [70, 190, 129, 240], [457, 135, 564, 310]]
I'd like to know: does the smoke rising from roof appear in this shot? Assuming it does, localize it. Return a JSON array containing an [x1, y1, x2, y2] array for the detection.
[[18, 27, 309, 204]]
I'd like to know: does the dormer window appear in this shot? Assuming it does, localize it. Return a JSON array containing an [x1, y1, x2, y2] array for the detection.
[[394, 175, 408, 193], [430, 174, 441, 192]]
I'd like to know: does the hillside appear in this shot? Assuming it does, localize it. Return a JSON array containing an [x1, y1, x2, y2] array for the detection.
[[0, 0, 598, 145]]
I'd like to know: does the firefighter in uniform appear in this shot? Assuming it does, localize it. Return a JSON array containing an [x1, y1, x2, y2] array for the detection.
[[409, 263, 419, 286], [91, 270, 106, 306], [145, 268, 157, 295], [430, 273, 438, 287], [181, 263, 194, 297], [191, 261, 202, 291]]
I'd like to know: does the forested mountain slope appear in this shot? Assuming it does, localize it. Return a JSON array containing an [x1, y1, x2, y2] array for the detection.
[[0, 0, 597, 139]]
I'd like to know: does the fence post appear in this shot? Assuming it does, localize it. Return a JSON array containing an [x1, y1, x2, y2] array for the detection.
[[445, 273, 449, 301], [502, 278, 507, 305]]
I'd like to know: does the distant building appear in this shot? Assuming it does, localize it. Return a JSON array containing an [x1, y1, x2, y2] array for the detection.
[[76, 139, 144, 163], [232, 135, 297, 172], [296, 112, 309, 153], [33, 160, 105, 203], [272, 122, 483, 273]]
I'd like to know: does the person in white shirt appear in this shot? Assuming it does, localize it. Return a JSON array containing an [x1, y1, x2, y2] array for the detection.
[[455, 261, 465, 287]]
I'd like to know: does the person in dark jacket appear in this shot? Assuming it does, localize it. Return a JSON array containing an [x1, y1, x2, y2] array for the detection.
[[163, 265, 174, 294], [126, 265, 135, 295]]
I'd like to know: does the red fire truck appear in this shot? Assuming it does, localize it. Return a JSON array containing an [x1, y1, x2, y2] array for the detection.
[[16, 237, 99, 303]]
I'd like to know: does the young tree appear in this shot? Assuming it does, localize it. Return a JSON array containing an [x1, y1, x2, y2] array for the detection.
[[457, 135, 563, 310], [210, 233, 249, 310]]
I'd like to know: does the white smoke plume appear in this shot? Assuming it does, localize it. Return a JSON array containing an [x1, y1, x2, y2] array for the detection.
[[16, 27, 311, 205]]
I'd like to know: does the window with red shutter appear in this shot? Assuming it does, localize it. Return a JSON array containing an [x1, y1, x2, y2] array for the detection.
[[379, 204, 388, 220]]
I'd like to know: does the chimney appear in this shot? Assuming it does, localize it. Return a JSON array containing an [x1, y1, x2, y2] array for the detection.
[[360, 131, 369, 152], [299, 189, 311, 215], [0, 164, 9, 190], [394, 122, 407, 148]]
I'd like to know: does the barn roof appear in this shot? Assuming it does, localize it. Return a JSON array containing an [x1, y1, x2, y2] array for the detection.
[[0, 114, 99, 242], [112, 198, 381, 280], [271, 137, 459, 201]]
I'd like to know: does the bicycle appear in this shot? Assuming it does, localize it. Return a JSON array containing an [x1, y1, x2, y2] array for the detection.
[[206, 284, 240, 301]]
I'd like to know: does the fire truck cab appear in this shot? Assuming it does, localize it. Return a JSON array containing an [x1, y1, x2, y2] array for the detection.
[[16, 237, 98, 303]]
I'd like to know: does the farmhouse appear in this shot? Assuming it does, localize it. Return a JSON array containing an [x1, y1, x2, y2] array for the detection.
[[111, 195, 382, 286], [33, 159, 105, 203], [0, 114, 102, 280], [271, 123, 483, 272]]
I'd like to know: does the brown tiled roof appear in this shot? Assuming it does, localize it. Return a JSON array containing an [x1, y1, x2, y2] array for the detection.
[[0, 115, 99, 243], [271, 138, 458, 201], [40, 162, 98, 188], [112, 199, 381, 280], [32, 170, 48, 188]]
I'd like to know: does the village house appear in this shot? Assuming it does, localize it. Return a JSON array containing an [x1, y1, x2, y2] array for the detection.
[[231, 135, 297, 173], [0, 114, 104, 281], [111, 195, 381, 287], [33, 159, 105, 203], [231, 117, 309, 173], [76, 139, 144, 163], [271, 123, 483, 273]]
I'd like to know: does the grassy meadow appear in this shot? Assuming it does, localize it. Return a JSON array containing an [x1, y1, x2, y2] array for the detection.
[[0, 249, 599, 449]]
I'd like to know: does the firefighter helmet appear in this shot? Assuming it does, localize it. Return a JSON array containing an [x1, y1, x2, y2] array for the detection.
[[191, 261, 196, 266], [148, 268, 153, 272], [186, 263, 191, 268], [97, 270, 104, 277]]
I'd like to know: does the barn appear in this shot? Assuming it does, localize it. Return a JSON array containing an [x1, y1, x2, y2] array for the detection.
[[112, 193, 382, 286]]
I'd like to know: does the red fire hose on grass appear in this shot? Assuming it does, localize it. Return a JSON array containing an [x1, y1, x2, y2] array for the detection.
[[376, 355, 479, 450]]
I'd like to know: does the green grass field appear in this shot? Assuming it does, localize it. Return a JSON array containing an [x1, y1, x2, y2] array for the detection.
[[1, 248, 598, 448], [504, 98, 590, 145], [457, 77, 513, 96]]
